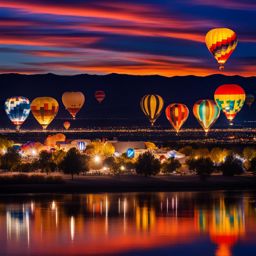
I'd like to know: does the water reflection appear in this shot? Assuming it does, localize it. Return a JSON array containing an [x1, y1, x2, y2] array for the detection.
[[0, 192, 255, 255]]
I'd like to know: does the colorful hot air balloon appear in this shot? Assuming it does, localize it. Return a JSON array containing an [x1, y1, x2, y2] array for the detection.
[[214, 84, 245, 124], [205, 28, 238, 70], [63, 121, 71, 130], [165, 103, 189, 133], [140, 94, 164, 126], [62, 92, 85, 119], [31, 97, 59, 130], [95, 90, 106, 103], [193, 99, 220, 133], [4, 96, 30, 130], [246, 94, 255, 108]]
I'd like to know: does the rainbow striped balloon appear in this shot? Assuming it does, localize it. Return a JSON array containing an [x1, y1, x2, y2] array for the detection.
[[193, 99, 220, 133], [140, 94, 164, 126], [214, 84, 245, 124], [165, 103, 189, 133], [205, 28, 238, 70]]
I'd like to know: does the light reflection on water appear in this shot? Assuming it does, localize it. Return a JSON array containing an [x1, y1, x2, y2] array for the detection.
[[0, 191, 256, 255]]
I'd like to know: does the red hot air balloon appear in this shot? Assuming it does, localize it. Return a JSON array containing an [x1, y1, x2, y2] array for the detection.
[[95, 91, 106, 103], [165, 103, 189, 133]]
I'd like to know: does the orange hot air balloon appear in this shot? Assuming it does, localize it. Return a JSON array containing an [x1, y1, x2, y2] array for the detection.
[[95, 90, 106, 103], [63, 121, 71, 130], [205, 28, 238, 70], [62, 92, 85, 119], [31, 97, 59, 130], [165, 103, 189, 133]]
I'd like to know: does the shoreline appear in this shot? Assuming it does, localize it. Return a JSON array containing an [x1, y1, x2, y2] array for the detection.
[[0, 175, 255, 194]]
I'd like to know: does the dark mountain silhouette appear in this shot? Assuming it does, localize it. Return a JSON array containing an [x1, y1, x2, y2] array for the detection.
[[0, 73, 255, 129]]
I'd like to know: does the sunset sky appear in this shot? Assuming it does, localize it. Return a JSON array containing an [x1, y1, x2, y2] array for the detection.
[[0, 0, 255, 76]]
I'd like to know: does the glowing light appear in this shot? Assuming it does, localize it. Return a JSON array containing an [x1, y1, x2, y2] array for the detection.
[[70, 216, 75, 241], [94, 155, 101, 164], [120, 165, 126, 171]]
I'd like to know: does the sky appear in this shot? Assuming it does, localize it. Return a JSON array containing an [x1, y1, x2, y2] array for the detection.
[[0, 0, 256, 76]]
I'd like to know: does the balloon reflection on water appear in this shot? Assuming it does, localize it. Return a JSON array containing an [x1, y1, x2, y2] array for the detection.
[[1, 193, 255, 256]]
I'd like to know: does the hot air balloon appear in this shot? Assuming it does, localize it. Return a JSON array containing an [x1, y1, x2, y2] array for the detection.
[[165, 103, 189, 133], [246, 94, 255, 108], [205, 28, 238, 70], [62, 92, 85, 119], [63, 121, 71, 130], [95, 90, 106, 103], [140, 94, 164, 126], [193, 99, 220, 133], [4, 96, 30, 130], [31, 97, 59, 130], [214, 84, 245, 124]]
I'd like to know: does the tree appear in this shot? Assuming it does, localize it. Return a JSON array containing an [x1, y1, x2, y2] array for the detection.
[[219, 155, 244, 176], [161, 158, 181, 174], [60, 148, 89, 179], [38, 151, 54, 175], [0, 147, 21, 171], [135, 152, 161, 176], [249, 157, 256, 175], [190, 157, 214, 179]]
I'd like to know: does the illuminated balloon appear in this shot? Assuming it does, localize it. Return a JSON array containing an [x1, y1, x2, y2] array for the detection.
[[165, 103, 189, 133], [63, 121, 71, 130], [126, 148, 135, 159], [246, 94, 255, 107], [193, 99, 220, 133], [95, 90, 106, 103], [4, 96, 30, 130], [140, 94, 164, 126], [214, 84, 245, 124], [31, 97, 59, 129], [205, 28, 238, 70], [62, 92, 85, 119]]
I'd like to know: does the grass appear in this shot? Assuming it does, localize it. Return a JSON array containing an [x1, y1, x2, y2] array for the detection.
[[0, 174, 64, 184]]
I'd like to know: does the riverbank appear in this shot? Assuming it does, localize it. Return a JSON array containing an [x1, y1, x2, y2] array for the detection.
[[0, 175, 255, 193]]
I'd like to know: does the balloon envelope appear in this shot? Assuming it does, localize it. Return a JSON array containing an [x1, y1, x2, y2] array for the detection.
[[205, 28, 237, 70], [140, 94, 164, 126], [193, 99, 220, 132], [95, 90, 106, 103], [62, 92, 85, 119], [165, 103, 189, 133], [63, 121, 71, 130], [246, 94, 255, 107], [4, 96, 30, 129], [31, 97, 59, 129], [214, 84, 245, 123]]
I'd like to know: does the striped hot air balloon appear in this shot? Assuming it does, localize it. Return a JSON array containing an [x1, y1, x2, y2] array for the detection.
[[205, 28, 238, 70], [4, 96, 30, 130], [31, 97, 59, 130], [214, 84, 245, 124], [193, 99, 220, 133], [165, 103, 189, 133], [95, 90, 106, 103], [140, 94, 164, 126]]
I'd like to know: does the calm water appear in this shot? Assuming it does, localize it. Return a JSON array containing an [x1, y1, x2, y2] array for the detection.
[[1, 191, 256, 256]]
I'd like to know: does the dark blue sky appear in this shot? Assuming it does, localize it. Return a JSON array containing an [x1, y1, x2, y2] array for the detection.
[[0, 0, 255, 76]]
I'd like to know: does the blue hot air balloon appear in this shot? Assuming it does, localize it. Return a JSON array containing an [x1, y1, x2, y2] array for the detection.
[[5, 96, 30, 130], [126, 148, 135, 159], [77, 141, 87, 151]]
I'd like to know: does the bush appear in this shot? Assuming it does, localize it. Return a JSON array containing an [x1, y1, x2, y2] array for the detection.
[[15, 163, 34, 173], [135, 152, 161, 176], [161, 158, 181, 174], [219, 155, 244, 176]]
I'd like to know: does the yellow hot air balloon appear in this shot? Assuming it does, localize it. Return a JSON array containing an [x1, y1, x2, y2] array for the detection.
[[62, 92, 85, 119], [205, 28, 238, 70], [140, 94, 164, 126], [31, 97, 59, 129]]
